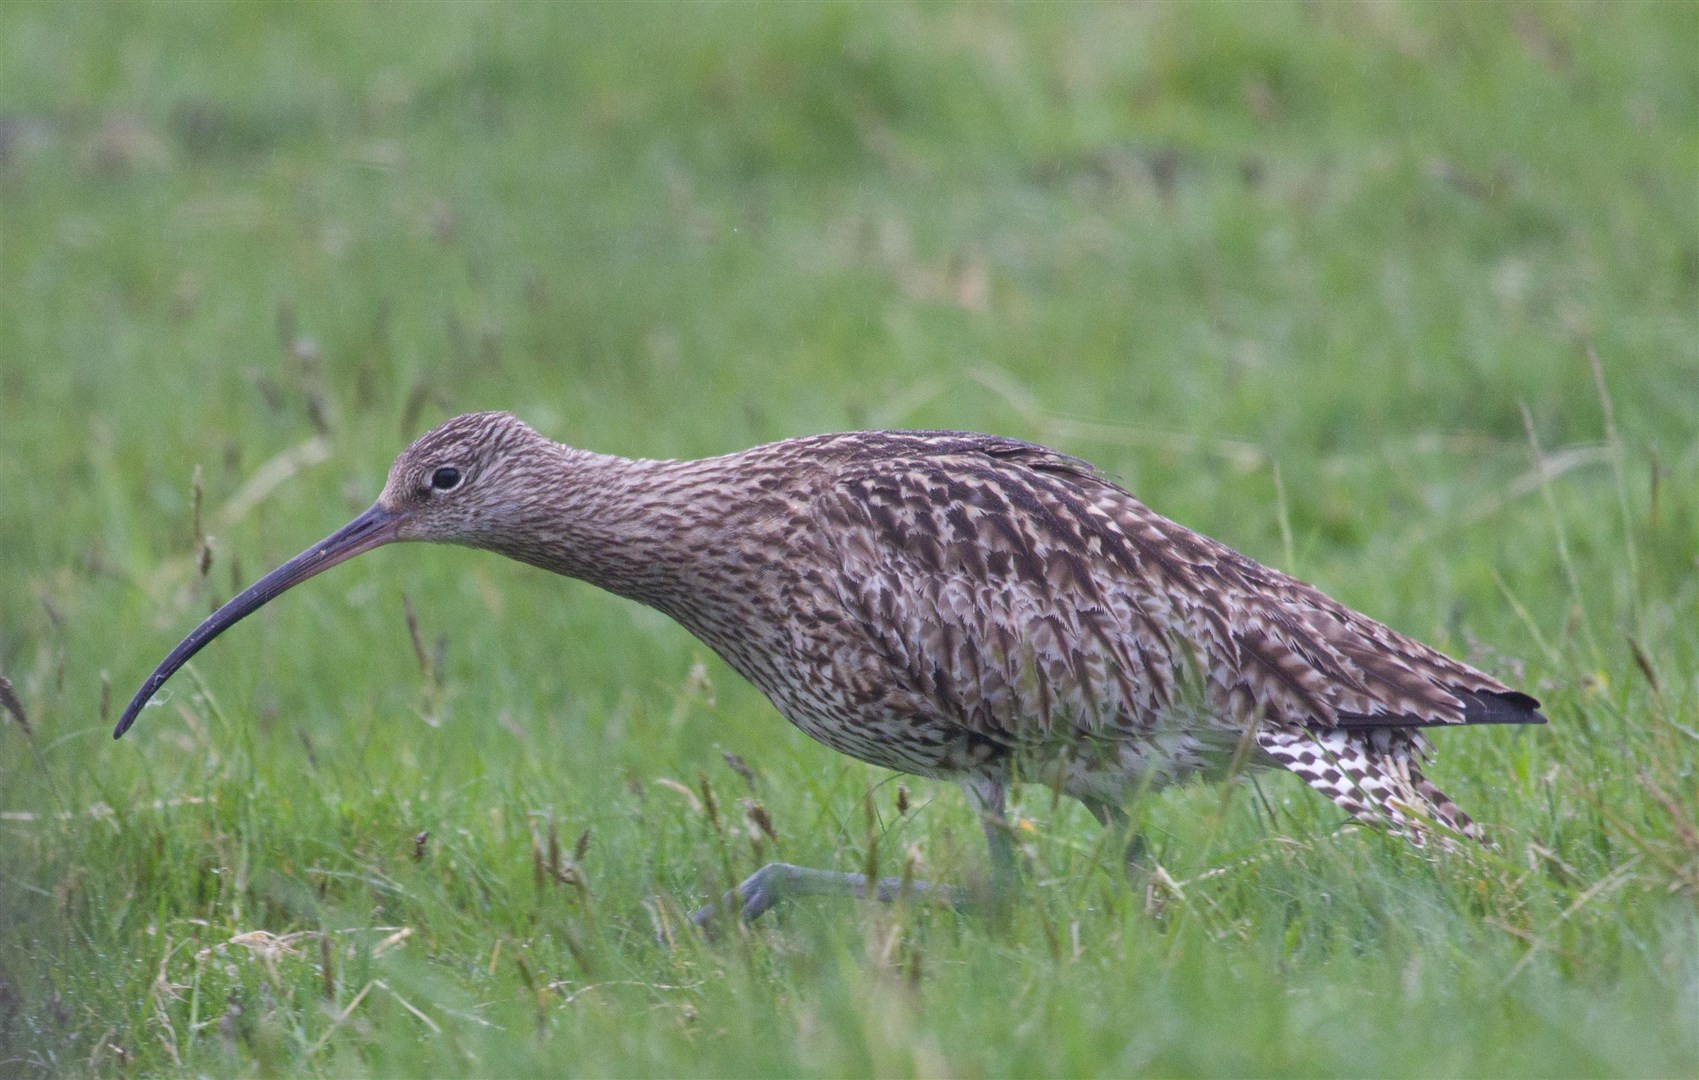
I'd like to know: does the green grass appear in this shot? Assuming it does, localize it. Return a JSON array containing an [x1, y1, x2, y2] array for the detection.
[[2, 2, 1696, 1075]]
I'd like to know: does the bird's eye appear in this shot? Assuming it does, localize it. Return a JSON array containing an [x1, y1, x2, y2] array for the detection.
[[430, 466, 462, 492]]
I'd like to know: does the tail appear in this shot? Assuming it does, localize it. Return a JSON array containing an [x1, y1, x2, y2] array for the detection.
[[1257, 727, 1483, 848]]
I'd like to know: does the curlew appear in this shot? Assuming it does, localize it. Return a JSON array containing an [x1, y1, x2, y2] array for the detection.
[[117, 413, 1544, 922]]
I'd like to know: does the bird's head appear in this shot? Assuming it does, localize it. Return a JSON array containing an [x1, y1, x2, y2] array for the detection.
[[112, 411, 556, 739], [376, 411, 556, 546]]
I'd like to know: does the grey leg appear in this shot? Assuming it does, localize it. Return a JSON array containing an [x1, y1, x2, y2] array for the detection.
[[962, 775, 1016, 901], [690, 863, 967, 929], [1083, 798, 1149, 873], [690, 773, 1017, 930]]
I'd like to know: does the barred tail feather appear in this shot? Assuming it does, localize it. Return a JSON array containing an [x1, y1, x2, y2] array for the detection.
[[1257, 727, 1484, 848], [1410, 773, 1482, 844]]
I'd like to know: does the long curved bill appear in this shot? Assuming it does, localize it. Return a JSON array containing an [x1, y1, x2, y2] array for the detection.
[[113, 503, 403, 739]]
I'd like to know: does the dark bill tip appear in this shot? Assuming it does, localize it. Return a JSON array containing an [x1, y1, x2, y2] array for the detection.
[[113, 503, 402, 739]]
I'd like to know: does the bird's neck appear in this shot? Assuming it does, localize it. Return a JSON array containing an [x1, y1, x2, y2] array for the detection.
[[471, 447, 775, 618]]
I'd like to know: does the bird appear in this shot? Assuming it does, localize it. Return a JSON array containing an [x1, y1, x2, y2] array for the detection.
[[116, 412, 1545, 922]]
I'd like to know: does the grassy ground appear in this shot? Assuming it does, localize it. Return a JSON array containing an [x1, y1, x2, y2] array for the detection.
[[2, 2, 1696, 1075]]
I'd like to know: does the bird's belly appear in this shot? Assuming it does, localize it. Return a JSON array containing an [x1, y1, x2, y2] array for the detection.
[[705, 627, 972, 777], [763, 687, 966, 779], [699, 616, 1270, 796], [767, 674, 1277, 801], [1017, 727, 1267, 807]]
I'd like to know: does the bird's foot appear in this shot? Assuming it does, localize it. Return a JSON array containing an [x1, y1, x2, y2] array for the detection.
[[689, 862, 968, 933]]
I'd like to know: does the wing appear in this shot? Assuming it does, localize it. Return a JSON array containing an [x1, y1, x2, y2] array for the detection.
[[813, 438, 1543, 754]]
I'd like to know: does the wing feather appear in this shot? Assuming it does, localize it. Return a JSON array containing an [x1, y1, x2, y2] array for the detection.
[[813, 438, 1543, 751]]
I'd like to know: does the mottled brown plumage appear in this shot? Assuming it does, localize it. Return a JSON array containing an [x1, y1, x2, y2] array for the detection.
[[118, 412, 1545, 920]]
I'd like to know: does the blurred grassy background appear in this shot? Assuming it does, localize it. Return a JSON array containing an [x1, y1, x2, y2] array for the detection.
[[1, 2, 1695, 1076]]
